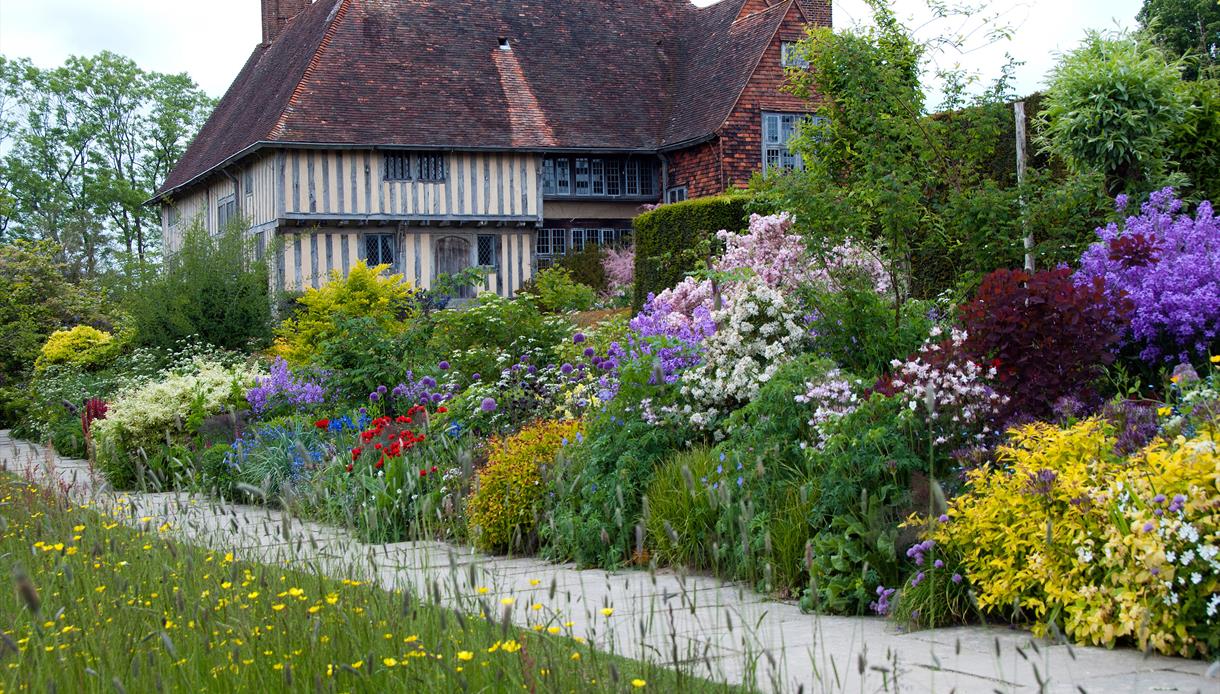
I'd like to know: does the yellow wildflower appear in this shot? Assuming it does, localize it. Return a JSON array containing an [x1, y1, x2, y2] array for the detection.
[[632, 679, 647, 688], [457, 651, 474, 661]]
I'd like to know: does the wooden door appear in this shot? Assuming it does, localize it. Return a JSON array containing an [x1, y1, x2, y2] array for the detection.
[[434, 236, 473, 299]]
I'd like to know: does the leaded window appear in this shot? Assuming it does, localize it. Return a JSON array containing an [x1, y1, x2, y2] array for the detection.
[[365, 233, 397, 271], [417, 153, 446, 182], [539, 156, 656, 199], [384, 153, 412, 180], [666, 187, 688, 204], [781, 41, 809, 69]]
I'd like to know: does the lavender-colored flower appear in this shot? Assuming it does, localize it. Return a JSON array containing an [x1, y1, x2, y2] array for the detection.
[[471, 373, 481, 381], [245, 357, 328, 415], [438, 361, 450, 371], [1168, 494, 1187, 513], [933, 559, 945, 569], [1153, 493, 1166, 504], [1076, 188, 1220, 364], [573, 333, 586, 344], [951, 573, 963, 584], [369, 391, 380, 402], [583, 347, 596, 358], [560, 363, 574, 375], [870, 585, 896, 616], [1142, 521, 1155, 533], [938, 514, 950, 523], [376, 385, 387, 395], [480, 397, 498, 413], [910, 571, 926, 588]]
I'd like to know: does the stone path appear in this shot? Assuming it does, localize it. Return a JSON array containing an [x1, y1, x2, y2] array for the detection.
[[2, 431, 1214, 693]]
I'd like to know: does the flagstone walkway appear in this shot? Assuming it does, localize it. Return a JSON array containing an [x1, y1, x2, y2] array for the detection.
[[2, 430, 1213, 693]]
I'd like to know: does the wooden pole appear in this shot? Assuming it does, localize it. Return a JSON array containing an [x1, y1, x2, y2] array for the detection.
[[1014, 101, 1033, 272]]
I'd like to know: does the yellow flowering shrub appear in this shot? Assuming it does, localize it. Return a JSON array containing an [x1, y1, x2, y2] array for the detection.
[[467, 419, 583, 552], [933, 417, 1220, 657], [276, 261, 417, 364], [34, 325, 115, 371]]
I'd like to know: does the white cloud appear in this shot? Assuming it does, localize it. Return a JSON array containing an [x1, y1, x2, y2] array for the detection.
[[0, 0, 1142, 104]]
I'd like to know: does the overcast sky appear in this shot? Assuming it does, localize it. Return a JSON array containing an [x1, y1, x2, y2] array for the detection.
[[0, 0, 1142, 106]]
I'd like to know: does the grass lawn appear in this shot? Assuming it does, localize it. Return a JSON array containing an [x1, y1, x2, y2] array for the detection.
[[0, 476, 745, 693]]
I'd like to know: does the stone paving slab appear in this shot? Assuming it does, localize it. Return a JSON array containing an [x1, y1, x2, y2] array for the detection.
[[2, 431, 1214, 694]]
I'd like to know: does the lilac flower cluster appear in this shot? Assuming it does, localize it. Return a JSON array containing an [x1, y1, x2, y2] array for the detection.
[[1076, 188, 1220, 364], [246, 357, 327, 415]]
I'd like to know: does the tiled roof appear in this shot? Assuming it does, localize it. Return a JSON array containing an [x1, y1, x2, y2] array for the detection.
[[158, 0, 805, 198]]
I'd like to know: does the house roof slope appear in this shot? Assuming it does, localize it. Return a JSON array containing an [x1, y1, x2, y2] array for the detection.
[[158, 0, 805, 199]]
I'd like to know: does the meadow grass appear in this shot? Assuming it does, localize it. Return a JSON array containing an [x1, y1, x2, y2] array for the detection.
[[0, 474, 748, 693]]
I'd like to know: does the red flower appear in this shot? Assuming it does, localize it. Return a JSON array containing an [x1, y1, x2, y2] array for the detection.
[[345, 464, 354, 473], [375, 459, 384, 469], [314, 419, 330, 430], [430, 466, 438, 473], [436, 406, 448, 414], [350, 447, 363, 460], [396, 415, 409, 424], [419, 469, 427, 477]]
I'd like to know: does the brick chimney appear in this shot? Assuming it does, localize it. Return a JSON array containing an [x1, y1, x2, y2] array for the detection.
[[263, 0, 312, 45]]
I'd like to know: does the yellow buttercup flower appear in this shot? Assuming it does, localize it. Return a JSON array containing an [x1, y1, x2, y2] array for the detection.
[[1211, 354, 1220, 363], [457, 651, 474, 661], [382, 657, 398, 667], [600, 607, 614, 617], [632, 679, 647, 688]]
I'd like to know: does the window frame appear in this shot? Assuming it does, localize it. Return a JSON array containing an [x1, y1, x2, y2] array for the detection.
[[216, 194, 237, 232], [665, 186, 689, 204], [416, 153, 447, 182], [761, 111, 816, 174], [780, 41, 809, 69], [384, 152, 413, 181], [364, 232, 398, 272]]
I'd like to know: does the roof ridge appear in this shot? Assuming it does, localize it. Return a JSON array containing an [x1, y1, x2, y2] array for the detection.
[[269, 0, 350, 141]]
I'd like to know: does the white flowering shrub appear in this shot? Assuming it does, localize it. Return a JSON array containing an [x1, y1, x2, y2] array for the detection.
[[884, 327, 1006, 450], [679, 277, 806, 428], [94, 360, 261, 487], [795, 368, 860, 448]]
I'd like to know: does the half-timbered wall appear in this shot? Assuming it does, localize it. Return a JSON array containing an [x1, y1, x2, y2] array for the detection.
[[277, 227, 534, 297], [277, 150, 542, 223]]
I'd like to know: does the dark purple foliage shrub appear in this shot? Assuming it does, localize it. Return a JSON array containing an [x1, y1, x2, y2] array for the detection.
[[1077, 188, 1220, 364], [959, 268, 1130, 424]]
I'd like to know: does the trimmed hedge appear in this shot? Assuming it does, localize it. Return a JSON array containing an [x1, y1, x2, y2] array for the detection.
[[631, 194, 750, 311]]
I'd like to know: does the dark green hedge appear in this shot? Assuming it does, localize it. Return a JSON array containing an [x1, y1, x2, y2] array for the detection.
[[631, 195, 750, 311]]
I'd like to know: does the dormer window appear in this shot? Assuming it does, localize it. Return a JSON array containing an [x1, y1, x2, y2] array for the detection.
[[498, 37, 511, 51]]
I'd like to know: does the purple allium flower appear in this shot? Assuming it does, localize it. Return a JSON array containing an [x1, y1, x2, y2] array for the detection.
[[1024, 468, 1058, 497], [910, 571, 926, 588], [377, 385, 387, 395], [471, 373, 481, 381], [369, 392, 380, 402], [438, 361, 450, 371], [583, 347, 596, 358], [1142, 521, 1155, 533], [934, 559, 945, 569], [938, 514, 950, 523], [952, 573, 963, 584], [573, 333, 586, 344], [480, 397, 498, 413], [560, 363, 574, 375], [1153, 493, 1166, 504]]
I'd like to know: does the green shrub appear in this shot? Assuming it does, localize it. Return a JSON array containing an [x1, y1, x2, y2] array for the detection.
[[0, 240, 109, 388], [276, 261, 417, 365], [126, 224, 272, 353], [807, 287, 933, 379], [644, 447, 719, 568], [1173, 77, 1220, 201], [557, 244, 608, 293], [48, 415, 87, 460], [35, 325, 118, 372], [467, 420, 582, 553], [533, 267, 596, 313], [427, 294, 572, 382], [802, 493, 901, 614], [632, 194, 749, 311]]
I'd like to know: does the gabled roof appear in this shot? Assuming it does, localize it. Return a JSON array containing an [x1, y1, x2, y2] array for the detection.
[[158, 0, 812, 199]]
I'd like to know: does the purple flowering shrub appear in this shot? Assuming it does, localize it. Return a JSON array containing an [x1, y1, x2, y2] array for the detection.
[[246, 357, 327, 416], [1077, 188, 1220, 364]]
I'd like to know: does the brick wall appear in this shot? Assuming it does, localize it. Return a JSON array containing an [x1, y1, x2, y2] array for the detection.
[[667, 141, 724, 198], [718, 0, 827, 190]]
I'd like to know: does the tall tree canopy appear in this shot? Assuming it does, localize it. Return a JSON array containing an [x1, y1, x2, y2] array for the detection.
[[0, 52, 213, 275], [1137, 0, 1220, 79]]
